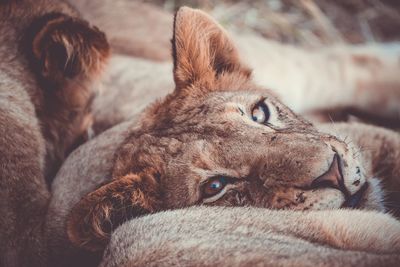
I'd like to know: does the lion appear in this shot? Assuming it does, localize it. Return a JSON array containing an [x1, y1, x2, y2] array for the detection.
[[0, 0, 109, 266], [102, 207, 400, 267], [68, 0, 400, 131], [41, 7, 400, 266]]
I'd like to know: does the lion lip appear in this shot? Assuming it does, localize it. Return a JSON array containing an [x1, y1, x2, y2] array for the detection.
[[341, 182, 369, 209]]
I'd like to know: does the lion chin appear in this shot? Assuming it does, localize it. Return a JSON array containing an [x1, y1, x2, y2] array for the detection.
[[360, 177, 386, 211]]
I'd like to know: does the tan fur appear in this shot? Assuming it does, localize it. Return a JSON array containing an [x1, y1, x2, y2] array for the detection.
[[68, 0, 172, 61], [47, 120, 137, 266], [318, 122, 400, 217], [73, 0, 400, 127], [92, 56, 173, 133], [41, 7, 399, 266], [62, 0, 400, 132], [236, 36, 400, 125], [92, 42, 400, 135], [101, 207, 400, 267], [47, 121, 400, 267], [0, 1, 109, 266], [68, 9, 385, 251]]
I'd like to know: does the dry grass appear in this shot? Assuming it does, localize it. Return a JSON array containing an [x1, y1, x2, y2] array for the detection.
[[143, 0, 400, 47]]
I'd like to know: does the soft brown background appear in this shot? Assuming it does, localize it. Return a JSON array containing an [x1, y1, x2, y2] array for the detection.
[[144, 0, 400, 47]]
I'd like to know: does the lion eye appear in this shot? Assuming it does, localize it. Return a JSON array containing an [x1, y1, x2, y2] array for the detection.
[[203, 177, 228, 197], [251, 101, 270, 124]]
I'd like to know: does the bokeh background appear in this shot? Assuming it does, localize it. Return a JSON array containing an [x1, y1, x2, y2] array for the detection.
[[143, 0, 400, 47]]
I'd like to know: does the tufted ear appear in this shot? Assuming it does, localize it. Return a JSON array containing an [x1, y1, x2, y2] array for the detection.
[[67, 172, 162, 252], [27, 12, 110, 90], [172, 7, 251, 91]]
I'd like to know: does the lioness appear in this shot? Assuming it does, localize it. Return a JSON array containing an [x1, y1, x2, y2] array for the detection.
[[71, 0, 400, 129], [0, 0, 109, 266], [62, 7, 400, 255]]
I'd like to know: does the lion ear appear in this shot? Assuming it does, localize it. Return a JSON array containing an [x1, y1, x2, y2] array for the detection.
[[27, 13, 110, 87], [67, 172, 161, 252], [172, 7, 251, 91]]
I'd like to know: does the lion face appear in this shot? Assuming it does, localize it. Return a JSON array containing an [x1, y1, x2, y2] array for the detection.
[[113, 7, 383, 213], [118, 84, 382, 213], [68, 6, 384, 251]]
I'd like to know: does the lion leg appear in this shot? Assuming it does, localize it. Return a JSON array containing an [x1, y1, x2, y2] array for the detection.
[[234, 35, 400, 122], [67, 172, 162, 252]]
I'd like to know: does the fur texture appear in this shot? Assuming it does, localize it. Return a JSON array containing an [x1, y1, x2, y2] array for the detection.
[[0, 0, 109, 266], [73, 0, 400, 126], [46, 119, 400, 267], [46, 120, 136, 267], [43, 6, 400, 266], [67, 7, 397, 253], [68, 0, 172, 61], [101, 207, 400, 267]]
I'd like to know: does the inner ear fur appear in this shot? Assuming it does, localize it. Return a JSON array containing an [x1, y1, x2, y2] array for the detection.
[[172, 7, 251, 91], [26, 12, 110, 88], [67, 172, 162, 252]]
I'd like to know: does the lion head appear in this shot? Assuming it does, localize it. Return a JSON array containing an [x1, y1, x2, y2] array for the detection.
[[67, 7, 384, 251]]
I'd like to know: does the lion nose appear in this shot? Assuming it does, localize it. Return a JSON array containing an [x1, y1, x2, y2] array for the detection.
[[311, 154, 348, 195]]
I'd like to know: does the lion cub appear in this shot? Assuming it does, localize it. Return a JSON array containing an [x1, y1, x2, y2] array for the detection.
[[66, 6, 400, 254], [0, 0, 109, 266]]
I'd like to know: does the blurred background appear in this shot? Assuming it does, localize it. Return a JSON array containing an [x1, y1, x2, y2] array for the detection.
[[143, 0, 400, 47]]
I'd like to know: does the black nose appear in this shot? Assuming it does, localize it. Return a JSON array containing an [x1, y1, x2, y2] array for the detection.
[[311, 154, 348, 195]]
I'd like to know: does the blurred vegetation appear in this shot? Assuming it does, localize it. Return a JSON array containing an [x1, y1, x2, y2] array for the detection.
[[143, 0, 400, 47]]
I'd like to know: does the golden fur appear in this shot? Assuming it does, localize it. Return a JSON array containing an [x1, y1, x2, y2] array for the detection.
[[47, 121, 400, 266], [0, 2, 392, 266], [72, 0, 400, 128], [60, 7, 400, 260], [102, 207, 400, 267]]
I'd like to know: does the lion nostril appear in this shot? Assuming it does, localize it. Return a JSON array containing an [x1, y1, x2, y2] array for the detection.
[[311, 154, 345, 192]]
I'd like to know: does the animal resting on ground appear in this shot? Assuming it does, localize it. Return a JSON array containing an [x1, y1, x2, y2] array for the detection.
[[65, 5, 400, 256], [0, 1, 400, 267]]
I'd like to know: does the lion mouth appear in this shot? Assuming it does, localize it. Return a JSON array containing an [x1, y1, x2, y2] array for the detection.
[[341, 182, 369, 209]]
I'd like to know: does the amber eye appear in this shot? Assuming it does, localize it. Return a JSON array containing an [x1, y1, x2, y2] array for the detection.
[[203, 177, 228, 197], [251, 101, 270, 124]]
